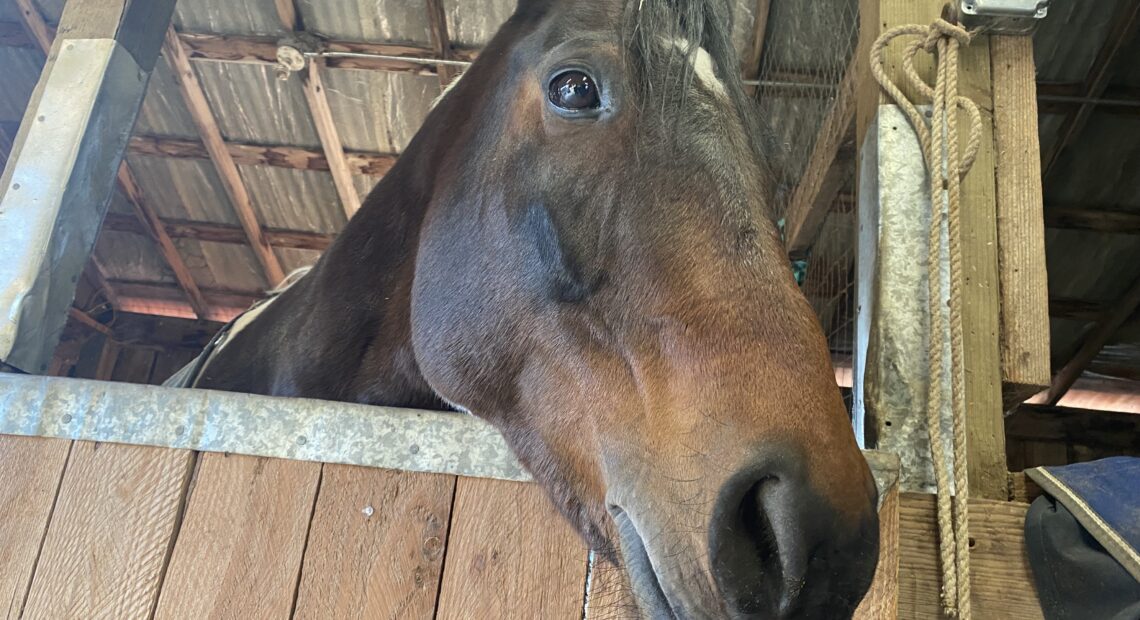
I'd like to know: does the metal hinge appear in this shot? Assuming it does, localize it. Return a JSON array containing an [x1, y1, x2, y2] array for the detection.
[[957, 0, 1050, 35]]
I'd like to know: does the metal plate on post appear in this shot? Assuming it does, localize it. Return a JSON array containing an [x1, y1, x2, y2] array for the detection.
[[0, 39, 145, 373], [959, 0, 1049, 34]]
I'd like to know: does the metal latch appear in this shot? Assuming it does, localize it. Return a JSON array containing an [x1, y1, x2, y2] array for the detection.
[[957, 0, 1049, 34]]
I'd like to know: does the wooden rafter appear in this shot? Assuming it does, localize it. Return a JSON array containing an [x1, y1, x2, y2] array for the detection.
[[300, 63, 362, 218], [128, 134, 396, 176], [12, 0, 54, 52], [1042, 1, 1140, 177], [162, 26, 286, 287], [1044, 272, 1140, 405], [273, 1, 362, 219], [102, 212, 335, 251], [113, 280, 261, 322], [13, 0, 172, 319], [116, 166, 211, 318], [1044, 206, 1140, 235], [426, 0, 457, 86], [742, 0, 772, 95], [783, 54, 858, 255]]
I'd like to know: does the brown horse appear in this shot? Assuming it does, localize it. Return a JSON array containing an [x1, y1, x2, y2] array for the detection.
[[175, 0, 879, 617]]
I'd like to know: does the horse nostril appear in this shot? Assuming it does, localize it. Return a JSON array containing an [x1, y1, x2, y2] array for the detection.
[[734, 478, 782, 613], [709, 456, 880, 620], [710, 472, 800, 617]]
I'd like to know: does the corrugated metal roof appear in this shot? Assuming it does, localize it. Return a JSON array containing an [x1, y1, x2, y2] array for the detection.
[[1034, 0, 1127, 83], [0, 47, 40, 121], [195, 61, 322, 147], [324, 68, 440, 153], [299, 0, 432, 44], [173, 0, 283, 36]]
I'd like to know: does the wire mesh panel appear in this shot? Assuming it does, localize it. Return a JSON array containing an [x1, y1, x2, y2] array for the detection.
[[755, 0, 861, 389]]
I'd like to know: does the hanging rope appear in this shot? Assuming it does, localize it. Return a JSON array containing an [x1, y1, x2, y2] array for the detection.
[[869, 18, 983, 619]]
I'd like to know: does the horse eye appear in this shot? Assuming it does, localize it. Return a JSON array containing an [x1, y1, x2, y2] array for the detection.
[[548, 71, 600, 112]]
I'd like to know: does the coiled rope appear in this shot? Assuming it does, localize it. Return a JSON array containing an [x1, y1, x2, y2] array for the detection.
[[869, 18, 983, 619]]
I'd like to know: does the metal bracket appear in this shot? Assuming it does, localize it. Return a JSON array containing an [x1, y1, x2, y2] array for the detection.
[[957, 0, 1050, 35]]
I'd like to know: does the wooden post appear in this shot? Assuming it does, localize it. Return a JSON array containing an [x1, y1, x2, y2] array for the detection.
[[0, 0, 178, 374], [991, 35, 1050, 408], [855, 0, 1007, 499]]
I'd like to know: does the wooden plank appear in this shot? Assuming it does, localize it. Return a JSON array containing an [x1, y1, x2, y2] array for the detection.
[[102, 211, 336, 251], [897, 494, 1041, 619], [1007, 472, 1043, 504], [742, 0, 772, 83], [93, 338, 121, 381], [128, 134, 397, 176], [426, 0, 457, 85], [436, 478, 588, 619], [1044, 206, 1140, 235], [992, 35, 1050, 407], [111, 279, 259, 317], [154, 453, 321, 619], [67, 307, 114, 339], [854, 482, 900, 619], [784, 55, 858, 254], [22, 442, 194, 619], [162, 27, 286, 287], [948, 21, 1007, 501], [1042, 1, 1140, 176], [301, 63, 362, 218], [1006, 403, 1140, 454], [116, 165, 210, 319], [1044, 272, 1140, 405], [0, 0, 177, 374], [17, 0, 208, 322], [0, 436, 70, 620], [293, 467, 455, 619], [274, 0, 297, 30], [12, 0, 53, 54]]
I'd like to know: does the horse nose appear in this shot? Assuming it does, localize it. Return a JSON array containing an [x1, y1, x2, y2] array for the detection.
[[708, 457, 879, 619]]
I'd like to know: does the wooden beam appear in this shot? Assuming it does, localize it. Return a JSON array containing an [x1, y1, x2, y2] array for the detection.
[[1044, 272, 1140, 405], [301, 63, 362, 218], [116, 166, 211, 318], [898, 495, 1041, 618], [67, 307, 114, 339], [128, 134, 396, 176], [992, 35, 1051, 407], [272, 2, 361, 219], [112, 280, 259, 322], [273, 0, 297, 30], [426, 0, 457, 85], [102, 211, 336, 251], [1044, 206, 1140, 235], [1042, 2, 1140, 177], [175, 31, 477, 74], [162, 26, 286, 287], [784, 52, 858, 254], [1007, 403, 1140, 454], [742, 0, 772, 85], [1, 0, 178, 373], [16, 2, 210, 322], [12, 0, 54, 53]]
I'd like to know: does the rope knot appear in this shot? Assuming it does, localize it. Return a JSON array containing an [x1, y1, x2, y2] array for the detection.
[[927, 18, 972, 49]]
